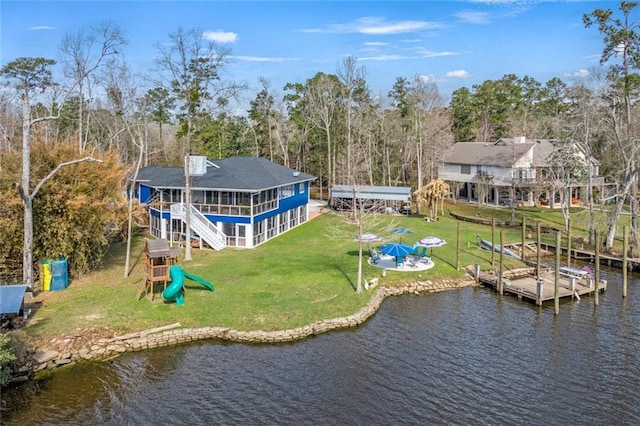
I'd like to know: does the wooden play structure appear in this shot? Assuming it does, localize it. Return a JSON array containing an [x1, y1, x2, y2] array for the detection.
[[137, 239, 182, 301]]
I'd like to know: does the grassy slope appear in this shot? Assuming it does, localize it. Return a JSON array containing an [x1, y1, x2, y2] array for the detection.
[[23, 201, 616, 344]]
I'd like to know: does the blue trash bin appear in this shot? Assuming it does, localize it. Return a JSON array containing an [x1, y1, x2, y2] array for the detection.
[[50, 258, 69, 291]]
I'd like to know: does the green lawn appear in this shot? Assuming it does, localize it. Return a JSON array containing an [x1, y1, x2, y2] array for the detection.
[[22, 201, 617, 344]]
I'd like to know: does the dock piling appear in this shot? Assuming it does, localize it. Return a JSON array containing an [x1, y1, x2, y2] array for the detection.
[[499, 231, 504, 296], [567, 218, 572, 269], [536, 279, 543, 306], [555, 231, 560, 315], [623, 226, 628, 298], [536, 223, 541, 280], [595, 233, 600, 306]]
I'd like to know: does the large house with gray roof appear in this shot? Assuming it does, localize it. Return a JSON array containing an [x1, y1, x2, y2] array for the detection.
[[133, 156, 316, 249], [438, 137, 608, 207]]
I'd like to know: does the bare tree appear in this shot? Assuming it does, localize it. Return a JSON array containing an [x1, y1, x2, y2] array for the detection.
[[547, 140, 588, 231], [0, 93, 21, 152], [154, 27, 241, 260], [302, 73, 342, 198], [585, 1, 640, 255], [329, 189, 394, 294], [97, 61, 148, 277], [565, 80, 607, 245], [473, 173, 494, 208], [59, 20, 126, 152], [337, 56, 367, 183]]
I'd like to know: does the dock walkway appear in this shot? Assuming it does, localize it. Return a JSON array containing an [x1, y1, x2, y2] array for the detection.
[[535, 242, 640, 271], [474, 268, 607, 305]]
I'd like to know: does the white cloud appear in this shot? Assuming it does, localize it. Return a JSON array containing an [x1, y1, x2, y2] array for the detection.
[[464, 0, 533, 19], [301, 17, 444, 35], [28, 25, 55, 30], [363, 41, 389, 47], [415, 47, 458, 58], [564, 69, 590, 78], [445, 70, 470, 78], [202, 30, 238, 43], [455, 11, 491, 24], [359, 47, 458, 62], [232, 55, 299, 63], [359, 54, 410, 61]]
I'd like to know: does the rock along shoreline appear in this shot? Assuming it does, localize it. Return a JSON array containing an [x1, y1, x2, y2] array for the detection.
[[12, 278, 477, 383]]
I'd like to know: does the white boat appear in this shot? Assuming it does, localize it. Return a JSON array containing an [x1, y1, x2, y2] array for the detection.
[[477, 236, 521, 260]]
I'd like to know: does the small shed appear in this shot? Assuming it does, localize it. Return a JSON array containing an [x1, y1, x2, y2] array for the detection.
[[330, 185, 413, 213]]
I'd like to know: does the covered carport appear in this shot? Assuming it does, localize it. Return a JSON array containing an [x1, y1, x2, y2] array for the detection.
[[330, 185, 413, 214]]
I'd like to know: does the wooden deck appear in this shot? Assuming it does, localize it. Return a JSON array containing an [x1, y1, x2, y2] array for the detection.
[[474, 268, 607, 305]]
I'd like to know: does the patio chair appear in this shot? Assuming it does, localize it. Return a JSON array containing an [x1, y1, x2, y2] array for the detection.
[[408, 245, 423, 263], [418, 246, 428, 259]]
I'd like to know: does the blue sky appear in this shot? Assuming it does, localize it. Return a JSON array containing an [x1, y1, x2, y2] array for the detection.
[[1, 0, 612, 108]]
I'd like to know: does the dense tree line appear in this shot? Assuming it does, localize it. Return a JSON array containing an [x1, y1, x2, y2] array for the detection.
[[2, 2, 640, 283]]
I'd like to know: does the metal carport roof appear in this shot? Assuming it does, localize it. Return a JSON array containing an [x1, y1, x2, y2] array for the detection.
[[331, 185, 412, 201]]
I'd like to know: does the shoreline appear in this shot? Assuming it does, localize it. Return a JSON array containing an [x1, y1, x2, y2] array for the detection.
[[8, 277, 477, 384]]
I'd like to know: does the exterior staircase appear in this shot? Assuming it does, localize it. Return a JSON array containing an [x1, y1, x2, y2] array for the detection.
[[170, 203, 226, 250]]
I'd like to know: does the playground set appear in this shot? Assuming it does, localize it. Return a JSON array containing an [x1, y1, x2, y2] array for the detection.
[[137, 239, 214, 305]]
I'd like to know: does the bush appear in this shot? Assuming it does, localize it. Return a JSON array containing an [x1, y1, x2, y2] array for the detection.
[[0, 140, 128, 281], [0, 332, 17, 386]]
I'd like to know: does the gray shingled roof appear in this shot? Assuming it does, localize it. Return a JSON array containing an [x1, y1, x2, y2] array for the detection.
[[135, 157, 315, 191], [443, 142, 534, 166], [443, 138, 559, 167]]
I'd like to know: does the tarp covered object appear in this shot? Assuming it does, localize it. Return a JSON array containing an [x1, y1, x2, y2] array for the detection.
[[0, 285, 28, 315]]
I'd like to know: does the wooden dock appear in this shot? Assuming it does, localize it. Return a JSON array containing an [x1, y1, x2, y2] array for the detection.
[[474, 267, 607, 305], [534, 242, 640, 272]]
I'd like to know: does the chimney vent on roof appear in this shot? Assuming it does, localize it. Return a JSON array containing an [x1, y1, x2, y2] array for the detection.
[[514, 136, 526, 144], [186, 155, 208, 176]]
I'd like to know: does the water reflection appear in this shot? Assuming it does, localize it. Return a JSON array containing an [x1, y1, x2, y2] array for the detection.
[[2, 270, 640, 425]]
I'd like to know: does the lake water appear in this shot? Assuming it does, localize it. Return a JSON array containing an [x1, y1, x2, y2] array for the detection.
[[2, 269, 639, 425]]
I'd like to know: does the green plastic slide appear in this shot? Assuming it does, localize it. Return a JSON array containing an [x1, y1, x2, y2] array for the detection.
[[162, 265, 214, 305]]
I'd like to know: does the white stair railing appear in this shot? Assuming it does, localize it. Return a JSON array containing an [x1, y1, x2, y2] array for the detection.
[[170, 203, 226, 250]]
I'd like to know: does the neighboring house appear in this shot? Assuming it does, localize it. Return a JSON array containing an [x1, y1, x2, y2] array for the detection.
[[330, 185, 413, 214], [438, 137, 609, 207], [134, 156, 316, 249]]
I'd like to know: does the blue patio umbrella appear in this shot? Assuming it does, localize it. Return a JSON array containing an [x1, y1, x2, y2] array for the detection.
[[379, 242, 414, 257], [391, 227, 413, 242], [392, 227, 414, 235]]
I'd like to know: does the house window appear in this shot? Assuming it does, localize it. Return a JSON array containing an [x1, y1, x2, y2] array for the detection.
[[461, 165, 471, 174], [513, 168, 530, 180], [298, 183, 305, 194], [279, 185, 294, 198], [279, 212, 288, 233], [221, 191, 232, 205]]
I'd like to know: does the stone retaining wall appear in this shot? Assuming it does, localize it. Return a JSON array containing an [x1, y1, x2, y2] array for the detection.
[[24, 278, 476, 378]]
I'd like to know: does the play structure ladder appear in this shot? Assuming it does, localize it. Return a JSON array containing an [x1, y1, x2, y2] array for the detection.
[[170, 203, 226, 250]]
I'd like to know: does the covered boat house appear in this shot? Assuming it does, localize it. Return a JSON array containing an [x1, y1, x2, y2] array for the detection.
[[330, 185, 413, 214]]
